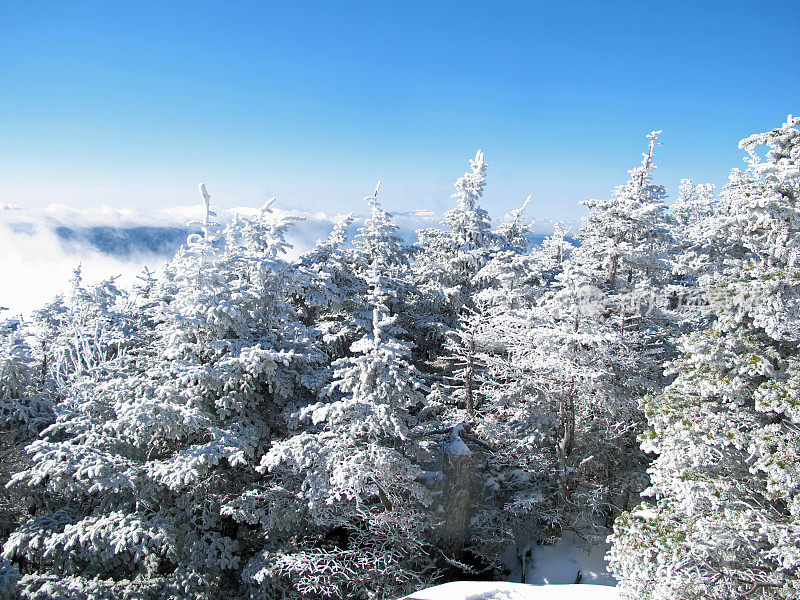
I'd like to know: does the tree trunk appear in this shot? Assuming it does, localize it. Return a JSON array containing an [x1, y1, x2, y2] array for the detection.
[[607, 232, 624, 288], [465, 332, 475, 418], [556, 381, 575, 507], [440, 427, 473, 558]]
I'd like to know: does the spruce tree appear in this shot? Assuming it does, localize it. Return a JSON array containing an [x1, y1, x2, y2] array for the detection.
[[239, 267, 435, 600], [610, 116, 800, 600], [3, 188, 322, 599]]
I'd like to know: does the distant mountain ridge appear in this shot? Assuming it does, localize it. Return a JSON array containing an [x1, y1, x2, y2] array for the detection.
[[53, 225, 194, 257]]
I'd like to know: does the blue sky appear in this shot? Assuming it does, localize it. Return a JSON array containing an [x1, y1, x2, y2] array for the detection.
[[1, 0, 798, 222]]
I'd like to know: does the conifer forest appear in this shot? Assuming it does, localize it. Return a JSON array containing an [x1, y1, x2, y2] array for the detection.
[[1, 116, 799, 600]]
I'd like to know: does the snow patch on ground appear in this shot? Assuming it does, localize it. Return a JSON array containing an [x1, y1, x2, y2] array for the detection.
[[404, 534, 618, 600], [402, 581, 619, 600], [526, 532, 617, 586]]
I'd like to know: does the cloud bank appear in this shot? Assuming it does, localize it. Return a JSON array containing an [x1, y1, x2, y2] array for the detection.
[[1, 202, 571, 316]]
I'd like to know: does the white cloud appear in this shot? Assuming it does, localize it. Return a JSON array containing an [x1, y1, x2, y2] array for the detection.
[[0, 220, 160, 316], [0, 203, 347, 315], [1, 201, 568, 316]]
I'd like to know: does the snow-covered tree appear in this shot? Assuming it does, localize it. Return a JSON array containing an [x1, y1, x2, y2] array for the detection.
[[549, 130, 674, 510], [0, 555, 18, 600], [457, 291, 648, 576], [295, 213, 363, 359], [0, 317, 51, 435], [556, 129, 677, 407], [3, 187, 322, 598], [350, 184, 417, 342], [534, 223, 575, 284], [236, 268, 435, 599], [30, 268, 136, 391], [296, 183, 415, 364], [663, 178, 720, 322], [475, 197, 545, 312], [413, 151, 498, 358], [610, 115, 800, 600], [672, 179, 717, 251], [417, 150, 494, 274], [0, 316, 51, 596], [458, 133, 678, 576], [352, 182, 410, 272], [576, 131, 672, 296]]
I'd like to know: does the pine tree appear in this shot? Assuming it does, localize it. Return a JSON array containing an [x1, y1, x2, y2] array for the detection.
[[30, 268, 137, 390], [3, 187, 322, 598], [610, 116, 800, 600], [413, 151, 497, 358], [350, 184, 416, 344], [475, 197, 544, 312], [237, 268, 435, 600], [0, 315, 51, 600], [0, 316, 52, 435], [295, 214, 362, 359], [462, 132, 677, 575]]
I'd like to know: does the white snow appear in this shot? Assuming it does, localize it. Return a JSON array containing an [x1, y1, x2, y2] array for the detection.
[[525, 532, 617, 586], [447, 424, 473, 456], [406, 534, 619, 600], [402, 581, 620, 600]]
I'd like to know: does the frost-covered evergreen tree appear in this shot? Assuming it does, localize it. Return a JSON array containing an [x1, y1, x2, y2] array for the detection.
[[610, 116, 800, 600], [235, 268, 435, 600], [475, 198, 544, 312], [0, 317, 52, 435], [417, 150, 494, 276], [0, 316, 51, 600], [352, 183, 410, 273], [556, 130, 676, 415], [30, 268, 137, 390], [534, 223, 575, 284], [296, 183, 415, 364], [460, 282, 646, 575], [461, 133, 678, 575], [3, 187, 322, 599], [413, 151, 497, 357], [575, 131, 672, 297], [350, 185, 417, 344], [295, 213, 363, 359], [672, 178, 717, 259], [666, 178, 720, 320], [556, 130, 676, 518]]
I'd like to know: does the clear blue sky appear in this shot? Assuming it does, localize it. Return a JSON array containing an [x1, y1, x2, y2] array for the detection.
[[1, 0, 798, 222]]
